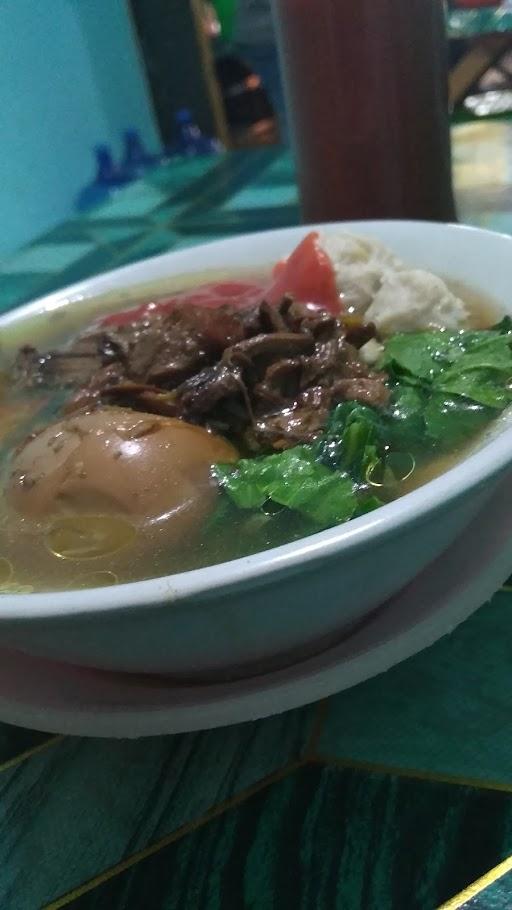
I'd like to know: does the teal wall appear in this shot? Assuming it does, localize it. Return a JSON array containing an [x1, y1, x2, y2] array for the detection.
[[73, 0, 158, 159], [0, 0, 159, 258]]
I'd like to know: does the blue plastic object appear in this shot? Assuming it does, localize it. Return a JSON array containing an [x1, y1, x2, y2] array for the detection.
[[76, 145, 130, 213], [121, 128, 157, 179], [168, 108, 222, 158]]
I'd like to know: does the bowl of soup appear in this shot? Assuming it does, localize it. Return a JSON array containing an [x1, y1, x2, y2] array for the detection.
[[0, 220, 512, 678]]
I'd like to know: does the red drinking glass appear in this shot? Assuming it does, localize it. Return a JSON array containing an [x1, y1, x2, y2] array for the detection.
[[274, 0, 457, 223]]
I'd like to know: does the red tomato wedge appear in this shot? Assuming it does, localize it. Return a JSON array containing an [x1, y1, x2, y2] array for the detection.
[[98, 232, 340, 328], [266, 231, 341, 314]]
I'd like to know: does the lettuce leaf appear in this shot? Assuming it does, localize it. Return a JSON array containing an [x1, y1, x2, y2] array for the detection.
[[423, 394, 492, 446], [437, 370, 510, 409], [215, 447, 359, 528], [315, 402, 383, 480], [386, 385, 425, 450], [491, 315, 512, 335], [380, 328, 512, 411], [380, 331, 455, 381]]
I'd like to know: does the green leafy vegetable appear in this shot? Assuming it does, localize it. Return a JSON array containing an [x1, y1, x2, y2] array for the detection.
[[437, 370, 510, 409], [315, 402, 383, 480], [492, 315, 512, 335], [380, 328, 512, 412], [380, 331, 455, 381], [354, 495, 385, 517], [423, 394, 492, 446], [386, 385, 425, 450], [216, 405, 388, 528], [215, 447, 358, 528]]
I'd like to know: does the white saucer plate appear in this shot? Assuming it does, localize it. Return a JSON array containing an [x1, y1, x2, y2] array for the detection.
[[0, 476, 511, 738]]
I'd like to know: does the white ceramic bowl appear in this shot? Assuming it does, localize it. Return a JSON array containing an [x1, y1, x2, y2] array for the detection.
[[1, 221, 511, 678]]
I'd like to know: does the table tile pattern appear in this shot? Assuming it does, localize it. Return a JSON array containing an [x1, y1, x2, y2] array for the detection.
[[47, 766, 512, 910], [318, 593, 512, 789], [448, 6, 512, 40], [2, 710, 314, 910], [1, 122, 512, 909], [0, 150, 298, 315]]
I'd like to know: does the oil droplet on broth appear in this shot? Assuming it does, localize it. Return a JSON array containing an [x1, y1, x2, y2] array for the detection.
[[69, 570, 119, 590], [0, 557, 13, 586], [46, 515, 137, 560]]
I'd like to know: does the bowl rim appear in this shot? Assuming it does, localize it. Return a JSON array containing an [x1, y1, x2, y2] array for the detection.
[[1, 218, 512, 620]]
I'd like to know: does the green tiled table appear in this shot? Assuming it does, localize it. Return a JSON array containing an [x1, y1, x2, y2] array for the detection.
[[2, 122, 512, 910], [448, 5, 512, 40]]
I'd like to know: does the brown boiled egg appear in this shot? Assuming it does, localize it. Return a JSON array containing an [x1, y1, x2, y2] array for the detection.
[[7, 407, 238, 556]]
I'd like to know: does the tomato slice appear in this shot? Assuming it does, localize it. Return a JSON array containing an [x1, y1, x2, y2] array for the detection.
[[99, 232, 340, 328], [266, 231, 341, 314]]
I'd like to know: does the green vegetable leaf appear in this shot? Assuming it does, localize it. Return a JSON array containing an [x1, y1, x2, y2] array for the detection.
[[354, 495, 385, 517], [215, 446, 357, 528], [379, 332, 456, 381], [316, 402, 383, 480], [492, 315, 512, 335], [386, 385, 425, 450], [424, 393, 492, 446], [438, 369, 511, 409], [213, 462, 268, 509], [380, 327, 512, 411]]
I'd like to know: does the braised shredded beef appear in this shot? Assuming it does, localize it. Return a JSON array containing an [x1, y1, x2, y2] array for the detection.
[[15, 298, 389, 452]]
